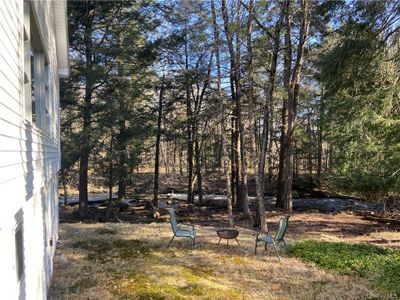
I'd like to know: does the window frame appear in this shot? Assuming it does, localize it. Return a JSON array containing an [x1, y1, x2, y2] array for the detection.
[[13, 210, 25, 285], [23, 1, 50, 134]]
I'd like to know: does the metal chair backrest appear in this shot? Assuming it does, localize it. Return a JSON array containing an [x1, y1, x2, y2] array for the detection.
[[275, 216, 290, 241], [168, 208, 179, 234]]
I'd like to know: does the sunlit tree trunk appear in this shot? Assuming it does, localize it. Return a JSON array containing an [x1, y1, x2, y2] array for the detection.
[[221, 0, 250, 218], [184, 14, 194, 204], [278, 0, 310, 211], [212, 0, 233, 225], [245, 0, 266, 230]]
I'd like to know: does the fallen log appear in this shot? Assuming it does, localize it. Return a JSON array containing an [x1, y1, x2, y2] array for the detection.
[[362, 214, 400, 226]]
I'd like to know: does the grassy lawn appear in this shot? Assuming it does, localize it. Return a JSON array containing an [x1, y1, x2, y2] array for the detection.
[[288, 241, 400, 298], [49, 221, 395, 299]]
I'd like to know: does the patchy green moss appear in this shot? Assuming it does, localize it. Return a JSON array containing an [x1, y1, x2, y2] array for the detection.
[[72, 239, 154, 262], [176, 282, 242, 299], [185, 264, 216, 278], [110, 274, 163, 299], [68, 278, 97, 293], [109, 266, 245, 300]]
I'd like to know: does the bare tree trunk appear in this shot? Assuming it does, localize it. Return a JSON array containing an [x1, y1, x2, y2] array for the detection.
[[212, 0, 233, 226], [216, 126, 223, 171], [294, 139, 299, 180], [192, 52, 213, 205], [179, 141, 183, 176], [105, 128, 114, 222], [277, 0, 292, 209], [235, 125, 242, 208], [172, 139, 177, 173], [266, 85, 276, 188], [220, 0, 238, 209], [287, 0, 309, 211], [266, 83, 277, 189], [108, 128, 114, 203], [153, 76, 165, 206], [221, 0, 249, 218], [236, 0, 250, 219], [62, 171, 68, 206], [78, 135, 89, 213], [245, 0, 266, 230], [307, 112, 313, 182], [117, 119, 127, 203], [231, 116, 238, 208], [276, 130, 287, 208], [281, 6, 294, 210], [280, 0, 310, 211], [317, 88, 324, 184], [184, 16, 194, 204], [78, 11, 93, 218], [162, 143, 169, 175], [194, 138, 203, 204]]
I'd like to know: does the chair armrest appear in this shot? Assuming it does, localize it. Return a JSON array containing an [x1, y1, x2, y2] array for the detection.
[[179, 223, 195, 231]]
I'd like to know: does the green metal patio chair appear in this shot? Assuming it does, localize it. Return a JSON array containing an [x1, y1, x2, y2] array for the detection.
[[167, 207, 196, 248], [254, 215, 290, 261]]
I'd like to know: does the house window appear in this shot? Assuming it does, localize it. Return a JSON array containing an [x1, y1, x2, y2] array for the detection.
[[14, 215, 24, 282], [30, 49, 35, 122], [23, 2, 32, 122], [44, 64, 51, 135], [23, 1, 48, 130]]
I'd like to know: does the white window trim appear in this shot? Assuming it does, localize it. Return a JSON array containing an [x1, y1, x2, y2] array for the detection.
[[23, 1, 51, 136], [13, 209, 25, 287], [23, 2, 32, 123]]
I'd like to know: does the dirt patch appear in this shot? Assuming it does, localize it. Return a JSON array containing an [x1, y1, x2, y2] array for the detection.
[[59, 198, 400, 249]]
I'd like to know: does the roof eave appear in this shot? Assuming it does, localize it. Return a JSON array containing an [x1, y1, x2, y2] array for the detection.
[[53, 0, 69, 78]]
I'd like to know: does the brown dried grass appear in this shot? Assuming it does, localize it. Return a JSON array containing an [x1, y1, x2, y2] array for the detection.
[[49, 218, 390, 300]]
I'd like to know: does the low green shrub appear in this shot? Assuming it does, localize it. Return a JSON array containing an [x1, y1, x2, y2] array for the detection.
[[288, 241, 400, 297]]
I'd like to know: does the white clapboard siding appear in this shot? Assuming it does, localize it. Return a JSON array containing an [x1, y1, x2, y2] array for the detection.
[[0, 0, 67, 299]]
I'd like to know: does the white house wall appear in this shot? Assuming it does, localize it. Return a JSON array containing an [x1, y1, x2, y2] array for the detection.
[[0, 0, 63, 299]]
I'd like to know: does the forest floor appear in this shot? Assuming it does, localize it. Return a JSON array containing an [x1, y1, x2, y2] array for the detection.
[[50, 199, 400, 299]]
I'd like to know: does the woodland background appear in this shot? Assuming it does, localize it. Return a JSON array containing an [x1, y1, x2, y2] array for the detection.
[[60, 0, 400, 230]]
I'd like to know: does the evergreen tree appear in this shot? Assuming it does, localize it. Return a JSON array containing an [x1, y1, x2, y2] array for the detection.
[[319, 1, 400, 203]]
